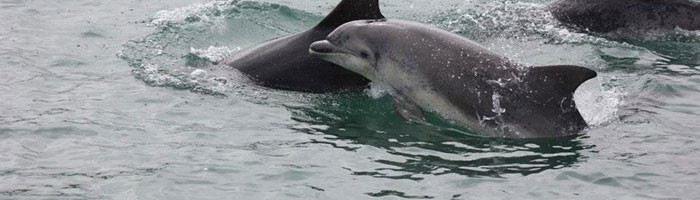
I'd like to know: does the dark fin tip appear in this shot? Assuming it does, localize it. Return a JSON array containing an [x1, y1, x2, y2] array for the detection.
[[316, 0, 385, 28], [529, 65, 597, 93]]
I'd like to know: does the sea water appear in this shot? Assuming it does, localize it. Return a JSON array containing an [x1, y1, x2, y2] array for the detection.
[[2, 0, 700, 199]]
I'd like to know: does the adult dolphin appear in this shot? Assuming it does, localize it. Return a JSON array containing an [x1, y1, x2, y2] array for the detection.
[[546, 0, 700, 33], [226, 0, 384, 93], [309, 19, 597, 138]]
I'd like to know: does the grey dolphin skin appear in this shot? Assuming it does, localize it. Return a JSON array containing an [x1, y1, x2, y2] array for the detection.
[[309, 19, 597, 138], [546, 0, 700, 33], [226, 0, 384, 93]]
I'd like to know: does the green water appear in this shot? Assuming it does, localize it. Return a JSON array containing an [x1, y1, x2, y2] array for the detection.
[[2, 0, 700, 199]]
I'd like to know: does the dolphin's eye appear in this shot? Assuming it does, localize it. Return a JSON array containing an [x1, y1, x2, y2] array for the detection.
[[360, 51, 369, 58]]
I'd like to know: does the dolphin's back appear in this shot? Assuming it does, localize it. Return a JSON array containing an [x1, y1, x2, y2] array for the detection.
[[227, 0, 384, 92], [381, 20, 596, 137], [227, 30, 368, 92], [547, 0, 700, 32]]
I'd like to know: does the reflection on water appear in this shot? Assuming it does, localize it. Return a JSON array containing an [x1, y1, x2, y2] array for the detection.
[[290, 93, 591, 178]]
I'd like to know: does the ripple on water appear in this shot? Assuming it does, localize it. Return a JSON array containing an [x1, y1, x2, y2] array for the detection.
[[79, 30, 105, 38], [289, 93, 594, 180], [2, 0, 696, 199], [118, 0, 322, 97]]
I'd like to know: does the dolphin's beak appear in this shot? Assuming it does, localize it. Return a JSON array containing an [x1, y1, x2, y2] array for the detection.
[[309, 40, 339, 55]]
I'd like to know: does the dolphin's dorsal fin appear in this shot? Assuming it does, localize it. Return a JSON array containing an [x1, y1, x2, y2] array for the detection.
[[315, 0, 384, 28], [525, 65, 597, 96]]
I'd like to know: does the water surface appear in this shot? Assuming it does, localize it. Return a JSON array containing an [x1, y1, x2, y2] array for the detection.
[[2, 0, 700, 199]]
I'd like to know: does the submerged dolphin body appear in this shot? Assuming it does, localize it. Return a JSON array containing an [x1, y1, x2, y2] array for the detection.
[[226, 0, 384, 93], [310, 19, 597, 138], [546, 0, 700, 33]]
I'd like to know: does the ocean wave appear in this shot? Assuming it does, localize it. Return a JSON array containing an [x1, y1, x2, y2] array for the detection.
[[119, 1, 320, 97]]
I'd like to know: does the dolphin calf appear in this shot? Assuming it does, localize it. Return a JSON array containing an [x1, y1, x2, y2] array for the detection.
[[309, 19, 597, 138], [546, 0, 700, 33], [226, 0, 384, 93]]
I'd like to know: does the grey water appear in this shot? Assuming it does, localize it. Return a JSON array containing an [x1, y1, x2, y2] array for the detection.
[[2, 0, 700, 199]]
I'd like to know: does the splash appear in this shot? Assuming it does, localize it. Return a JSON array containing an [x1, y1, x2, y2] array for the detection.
[[130, 63, 233, 95], [491, 92, 506, 116], [150, 0, 241, 30], [365, 82, 392, 99], [188, 46, 239, 64], [574, 76, 624, 126], [602, 27, 700, 42], [431, 1, 700, 47], [430, 2, 553, 39], [119, 0, 321, 97]]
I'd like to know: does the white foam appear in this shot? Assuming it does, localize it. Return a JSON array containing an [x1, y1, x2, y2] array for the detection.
[[190, 69, 207, 77], [574, 77, 624, 126], [189, 46, 239, 63], [491, 92, 506, 115], [150, 0, 240, 29], [139, 64, 181, 86], [662, 64, 700, 75], [365, 81, 392, 99], [605, 26, 700, 41]]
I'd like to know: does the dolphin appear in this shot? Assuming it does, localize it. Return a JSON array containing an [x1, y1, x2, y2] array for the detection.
[[225, 0, 384, 93], [309, 19, 597, 138], [546, 0, 700, 33]]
